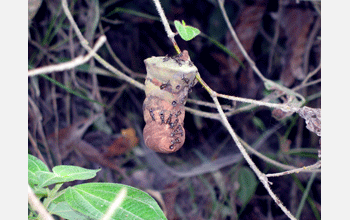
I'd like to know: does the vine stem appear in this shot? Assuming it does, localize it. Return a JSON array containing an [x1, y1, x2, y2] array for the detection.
[[197, 74, 297, 220], [152, 0, 181, 54]]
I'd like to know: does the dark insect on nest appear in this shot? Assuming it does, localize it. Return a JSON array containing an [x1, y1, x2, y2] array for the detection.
[[162, 54, 170, 62], [142, 50, 198, 153]]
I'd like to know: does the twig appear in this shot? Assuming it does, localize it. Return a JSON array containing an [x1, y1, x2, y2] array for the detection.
[[266, 161, 321, 178], [51, 73, 62, 165], [61, 0, 145, 91], [152, 0, 181, 54], [28, 36, 106, 76], [303, 16, 321, 77], [186, 98, 233, 110], [293, 78, 321, 92], [217, 0, 305, 105], [28, 131, 47, 167], [210, 90, 296, 220], [267, 0, 284, 75], [301, 62, 321, 85], [28, 96, 54, 168], [194, 70, 297, 219], [216, 92, 299, 113], [28, 185, 55, 220], [184, 106, 220, 120]]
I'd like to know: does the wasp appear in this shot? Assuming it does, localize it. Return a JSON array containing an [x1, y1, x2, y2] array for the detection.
[[160, 81, 170, 90], [171, 138, 181, 145], [181, 74, 190, 84], [149, 108, 155, 121], [169, 119, 179, 129], [159, 110, 165, 124], [172, 100, 177, 107], [162, 54, 170, 62], [166, 113, 173, 124], [175, 111, 181, 117]]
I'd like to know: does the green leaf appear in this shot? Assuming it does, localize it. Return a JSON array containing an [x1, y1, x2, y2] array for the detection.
[[53, 166, 100, 181], [174, 20, 200, 41], [36, 171, 65, 188], [252, 116, 266, 131], [28, 154, 50, 188], [237, 167, 258, 210], [37, 166, 100, 188], [48, 202, 92, 220], [65, 183, 167, 220]]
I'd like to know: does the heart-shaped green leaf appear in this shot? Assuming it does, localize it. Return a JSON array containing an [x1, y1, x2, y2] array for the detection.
[[174, 20, 200, 41]]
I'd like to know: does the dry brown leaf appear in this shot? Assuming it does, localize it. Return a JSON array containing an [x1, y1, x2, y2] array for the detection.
[[226, 2, 267, 73], [280, 8, 314, 86], [103, 128, 139, 157], [297, 106, 321, 136], [121, 128, 139, 148]]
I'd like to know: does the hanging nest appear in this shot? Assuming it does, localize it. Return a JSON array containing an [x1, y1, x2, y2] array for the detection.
[[143, 51, 198, 153]]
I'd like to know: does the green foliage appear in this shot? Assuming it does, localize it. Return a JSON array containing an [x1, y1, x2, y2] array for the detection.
[[28, 154, 50, 188], [252, 116, 266, 131], [65, 183, 167, 220], [237, 167, 258, 213], [36, 165, 101, 188], [28, 154, 167, 220], [174, 20, 200, 41]]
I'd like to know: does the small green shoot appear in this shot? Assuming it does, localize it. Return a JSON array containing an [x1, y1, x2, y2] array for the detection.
[[174, 20, 200, 41]]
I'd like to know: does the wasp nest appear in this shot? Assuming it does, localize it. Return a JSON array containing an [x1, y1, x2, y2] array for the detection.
[[143, 51, 198, 153]]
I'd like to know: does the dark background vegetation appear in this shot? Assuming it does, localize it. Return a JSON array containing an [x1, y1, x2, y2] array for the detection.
[[28, 0, 321, 219]]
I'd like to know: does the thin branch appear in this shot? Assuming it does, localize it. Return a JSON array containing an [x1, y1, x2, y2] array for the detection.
[[216, 92, 299, 113], [151, 0, 181, 53], [217, 0, 305, 105], [210, 91, 296, 220], [61, 0, 145, 90], [301, 62, 321, 85], [303, 16, 321, 76], [186, 98, 233, 110], [28, 131, 47, 167], [28, 96, 54, 168], [266, 161, 321, 178], [28, 36, 106, 76], [267, 0, 284, 75], [62, 0, 89, 47], [293, 78, 321, 92], [28, 185, 55, 220]]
